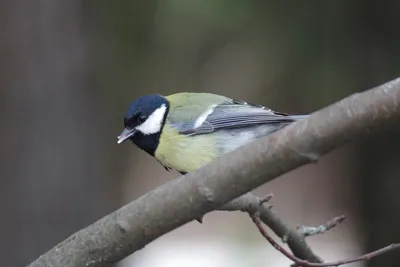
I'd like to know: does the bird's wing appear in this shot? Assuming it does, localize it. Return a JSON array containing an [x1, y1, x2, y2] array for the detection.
[[170, 98, 305, 136]]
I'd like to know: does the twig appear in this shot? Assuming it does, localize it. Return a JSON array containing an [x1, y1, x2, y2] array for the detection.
[[297, 215, 346, 237], [219, 193, 322, 262], [250, 214, 400, 266]]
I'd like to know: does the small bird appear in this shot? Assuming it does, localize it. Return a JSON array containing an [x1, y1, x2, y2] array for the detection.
[[117, 93, 307, 175]]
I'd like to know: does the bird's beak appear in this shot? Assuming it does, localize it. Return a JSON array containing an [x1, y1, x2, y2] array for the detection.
[[117, 128, 137, 144]]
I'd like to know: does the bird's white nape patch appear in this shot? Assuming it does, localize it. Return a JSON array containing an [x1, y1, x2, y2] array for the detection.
[[136, 104, 167, 135], [194, 105, 216, 128]]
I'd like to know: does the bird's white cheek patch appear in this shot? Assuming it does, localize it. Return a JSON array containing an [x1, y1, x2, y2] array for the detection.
[[194, 105, 216, 128], [136, 104, 167, 135]]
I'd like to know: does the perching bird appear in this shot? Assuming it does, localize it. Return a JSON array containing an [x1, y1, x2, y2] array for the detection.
[[117, 93, 307, 175]]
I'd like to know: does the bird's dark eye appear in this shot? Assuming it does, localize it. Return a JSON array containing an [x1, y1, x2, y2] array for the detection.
[[138, 115, 147, 123]]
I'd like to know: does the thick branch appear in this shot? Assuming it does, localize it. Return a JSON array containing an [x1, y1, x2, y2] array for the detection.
[[28, 78, 400, 267]]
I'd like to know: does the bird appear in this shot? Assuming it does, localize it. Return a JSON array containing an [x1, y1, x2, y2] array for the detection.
[[117, 92, 307, 175]]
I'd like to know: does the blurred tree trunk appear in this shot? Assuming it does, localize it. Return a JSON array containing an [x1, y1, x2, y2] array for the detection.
[[0, 1, 120, 266], [351, 2, 400, 265], [357, 129, 400, 266]]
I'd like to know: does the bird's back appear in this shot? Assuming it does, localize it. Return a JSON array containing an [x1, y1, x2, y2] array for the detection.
[[165, 92, 231, 124]]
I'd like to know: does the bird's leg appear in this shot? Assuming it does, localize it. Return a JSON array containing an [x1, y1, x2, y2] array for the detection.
[[164, 166, 172, 172]]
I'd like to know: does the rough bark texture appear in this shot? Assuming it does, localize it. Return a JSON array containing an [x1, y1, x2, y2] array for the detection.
[[27, 78, 400, 267]]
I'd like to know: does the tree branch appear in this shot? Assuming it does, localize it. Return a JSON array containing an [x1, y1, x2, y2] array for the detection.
[[218, 193, 322, 262], [250, 214, 400, 266], [28, 77, 400, 267]]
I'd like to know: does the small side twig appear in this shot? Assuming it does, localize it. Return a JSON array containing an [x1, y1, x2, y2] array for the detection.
[[297, 215, 346, 237], [250, 214, 400, 267], [218, 193, 322, 263]]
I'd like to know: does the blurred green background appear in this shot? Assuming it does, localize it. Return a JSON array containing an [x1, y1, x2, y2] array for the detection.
[[1, 1, 400, 266]]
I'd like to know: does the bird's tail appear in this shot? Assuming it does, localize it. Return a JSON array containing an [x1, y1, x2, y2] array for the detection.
[[289, 114, 309, 120]]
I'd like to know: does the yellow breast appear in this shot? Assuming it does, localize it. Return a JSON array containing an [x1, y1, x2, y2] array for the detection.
[[155, 124, 218, 173]]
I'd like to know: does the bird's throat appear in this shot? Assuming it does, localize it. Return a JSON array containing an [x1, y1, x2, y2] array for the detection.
[[130, 132, 161, 157]]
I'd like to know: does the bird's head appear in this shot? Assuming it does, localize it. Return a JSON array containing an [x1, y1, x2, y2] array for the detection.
[[117, 94, 169, 155]]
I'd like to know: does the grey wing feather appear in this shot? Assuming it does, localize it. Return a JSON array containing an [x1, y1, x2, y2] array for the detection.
[[208, 107, 295, 126], [173, 99, 307, 136], [171, 121, 214, 135]]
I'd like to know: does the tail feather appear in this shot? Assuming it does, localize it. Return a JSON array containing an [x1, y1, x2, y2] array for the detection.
[[289, 115, 309, 120]]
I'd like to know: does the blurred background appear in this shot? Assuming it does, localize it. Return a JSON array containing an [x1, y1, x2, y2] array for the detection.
[[1, 1, 400, 266]]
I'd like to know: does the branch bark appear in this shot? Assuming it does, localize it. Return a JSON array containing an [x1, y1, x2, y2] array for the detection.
[[28, 78, 400, 267]]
